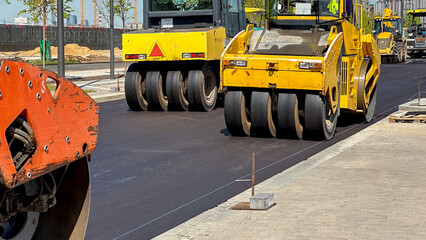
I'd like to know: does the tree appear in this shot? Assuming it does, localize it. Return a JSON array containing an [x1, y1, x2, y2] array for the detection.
[[18, 0, 73, 67], [100, 0, 133, 32], [362, 7, 376, 34], [244, 0, 263, 8]]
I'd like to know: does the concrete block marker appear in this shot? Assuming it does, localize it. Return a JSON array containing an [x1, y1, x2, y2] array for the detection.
[[390, 98, 426, 123], [250, 193, 274, 210], [398, 98, 426, 111]]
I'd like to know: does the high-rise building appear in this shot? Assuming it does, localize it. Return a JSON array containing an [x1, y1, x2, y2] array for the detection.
[[50, 13, 57, 26], [69, 15, 78, 26]]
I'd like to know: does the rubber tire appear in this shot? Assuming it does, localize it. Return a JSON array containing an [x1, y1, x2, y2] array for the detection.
[[224, 90, 251, 136], [392, 42, 402, 63], [277, 93, 303, 139], [166, 71, 189, 111], [146, 71, 168, 111], [304, 94, 337, 140], [187, 65, 218, 111], [125, 68, 148, 111], [250, 91, 276, 137]]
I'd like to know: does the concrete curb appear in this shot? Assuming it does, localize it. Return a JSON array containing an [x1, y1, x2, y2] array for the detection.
[[91, 92, 125, 103], [67, 73, 125, 81]]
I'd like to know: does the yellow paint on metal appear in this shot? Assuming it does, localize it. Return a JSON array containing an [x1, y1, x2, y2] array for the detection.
[[407, 9, 426, 17], [275, 16, 337, 21], [245, 7, 265, 13], [222, 32, 343, 107], [122, 27, 226, 61], [377, 32, 393, 54], [223, 68, 323, 90], [384, 8, 393, 18], [222, 0, 381, 114]]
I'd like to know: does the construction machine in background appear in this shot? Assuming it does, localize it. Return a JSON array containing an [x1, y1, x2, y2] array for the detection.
[[222, 0, 381, 140], [407, 9, 426, 58], [122, 0, 246, 111], [373, 8, 407, 63], [0, 59, 98, 239]]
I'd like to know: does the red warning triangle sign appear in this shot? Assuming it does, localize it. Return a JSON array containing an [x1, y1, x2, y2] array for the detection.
[[149, 42, 164, 57]]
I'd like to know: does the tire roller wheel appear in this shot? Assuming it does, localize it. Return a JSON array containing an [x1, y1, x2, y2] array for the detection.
[[304, 94, 338, 140], [277, 93, 303, 139], [224, 90, 251, 136], [187, 64, 218, 111], [358, 85, 377, 122], [125, 67, 148, 111], [250, 91, 276, 137], [0, 158, 91, 240], [146, 71, 168, 111], [166, 71, 189, 111]]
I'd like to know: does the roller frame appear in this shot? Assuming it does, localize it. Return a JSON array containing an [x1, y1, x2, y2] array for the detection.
[[0, 60, 98, 188], [0, 60, 97, 239]]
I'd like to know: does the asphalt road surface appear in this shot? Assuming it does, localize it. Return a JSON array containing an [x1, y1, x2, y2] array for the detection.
[[86, 62, 426, 240]]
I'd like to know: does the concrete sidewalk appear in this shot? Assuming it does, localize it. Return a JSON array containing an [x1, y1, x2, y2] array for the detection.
[[45, 67, 128, 103], [73, 77, 125, 103], [66, 67, 126, 81], [156, 114, 426, 239]]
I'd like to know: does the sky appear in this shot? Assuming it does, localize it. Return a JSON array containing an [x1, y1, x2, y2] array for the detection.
[[0, 0, 142, 28]]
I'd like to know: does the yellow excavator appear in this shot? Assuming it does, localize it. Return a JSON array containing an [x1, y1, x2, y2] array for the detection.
[[373, 8, 407, 63], [222, 0, 381, 140]]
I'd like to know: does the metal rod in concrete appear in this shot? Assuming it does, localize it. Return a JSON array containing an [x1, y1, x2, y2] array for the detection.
[[57, 0, 65, 77], [419, 80, 421, 105], [110, 0, 114, 80], [251, 153, 255, 197]]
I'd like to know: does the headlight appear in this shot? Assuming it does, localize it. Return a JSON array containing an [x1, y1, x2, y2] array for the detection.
[[298, 61, 322, 69], [223, 60, 247, 67]]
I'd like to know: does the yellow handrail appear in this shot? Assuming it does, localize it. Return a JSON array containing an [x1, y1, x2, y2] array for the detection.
[[356, 3, 363, 50]]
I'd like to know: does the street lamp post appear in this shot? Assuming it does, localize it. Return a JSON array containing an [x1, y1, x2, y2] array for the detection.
[[110, 0, 114, 81], [57, 0, 65, 77]]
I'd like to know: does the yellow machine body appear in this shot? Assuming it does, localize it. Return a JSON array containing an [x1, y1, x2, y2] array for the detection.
[[374, 9, 406, 62], [122, 27, 226, 62], [222, 18, 380, 113], [376, 32, 393, 55]]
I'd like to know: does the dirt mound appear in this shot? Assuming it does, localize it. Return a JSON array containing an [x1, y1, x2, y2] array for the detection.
[[0, 44, 122, 61]]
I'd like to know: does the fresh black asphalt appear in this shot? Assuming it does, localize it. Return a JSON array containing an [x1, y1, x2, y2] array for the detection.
[[85, 62, 426, 240]]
